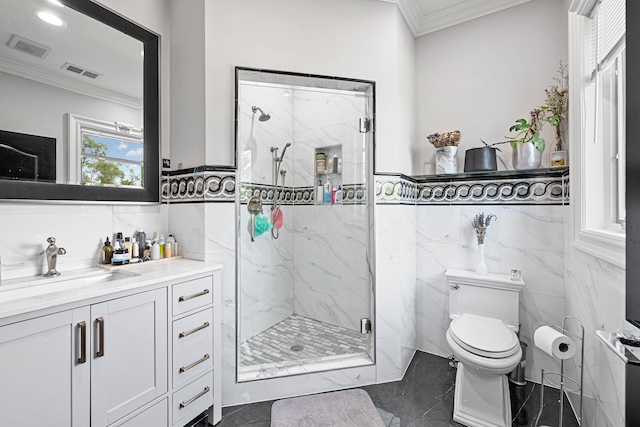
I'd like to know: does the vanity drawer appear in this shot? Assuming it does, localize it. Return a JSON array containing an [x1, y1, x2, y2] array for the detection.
[[172, 371, 213, 425], [173, 309, 213, 387], [172, 276, 213, 316]]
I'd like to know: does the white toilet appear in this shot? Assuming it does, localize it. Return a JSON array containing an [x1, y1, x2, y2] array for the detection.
[[444, 268, 525, 427]]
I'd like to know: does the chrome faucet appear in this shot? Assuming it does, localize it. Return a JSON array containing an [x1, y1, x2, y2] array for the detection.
[[44, 237, 66, 277]]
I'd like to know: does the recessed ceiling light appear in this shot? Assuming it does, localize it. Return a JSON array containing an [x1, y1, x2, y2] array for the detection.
[[36, 10, 67, 27], [48, 0, 65, 7]]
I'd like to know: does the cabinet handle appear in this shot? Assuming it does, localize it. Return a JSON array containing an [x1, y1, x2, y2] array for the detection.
[[77, 321, 87, 364], [178, 289, 210, 302], [179, 322, 210, 338], [96, 317, 105, 358], [179, 353, 210, 373], [179, 386, 210, 409]]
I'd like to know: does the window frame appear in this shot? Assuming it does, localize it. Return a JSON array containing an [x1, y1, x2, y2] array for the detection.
[[569, 1, 626, 268], [68, 113, 144, 187]]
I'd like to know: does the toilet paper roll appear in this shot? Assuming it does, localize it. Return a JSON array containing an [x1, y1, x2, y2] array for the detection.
[[534, 326, 576, 360]]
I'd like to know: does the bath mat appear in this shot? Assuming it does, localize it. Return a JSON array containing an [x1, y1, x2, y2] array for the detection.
[[270, 389, 385, 427]]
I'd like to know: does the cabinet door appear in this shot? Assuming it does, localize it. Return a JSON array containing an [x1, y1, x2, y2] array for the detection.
[[0, 307, 90, 427], [91, 288, 167, 427]]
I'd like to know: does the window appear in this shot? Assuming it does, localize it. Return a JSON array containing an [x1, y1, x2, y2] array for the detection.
[[68, 114, 144, 188], [569, 0, 625, 267]]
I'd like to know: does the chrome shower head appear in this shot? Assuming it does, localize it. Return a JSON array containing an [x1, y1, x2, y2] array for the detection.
[[251, 105, 271, 122]]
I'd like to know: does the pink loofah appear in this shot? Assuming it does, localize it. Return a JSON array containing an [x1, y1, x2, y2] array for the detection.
[[271, 209, 284, 229]]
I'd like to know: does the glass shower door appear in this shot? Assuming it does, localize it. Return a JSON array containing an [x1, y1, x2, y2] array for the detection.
[[236, 69, 375, 381]]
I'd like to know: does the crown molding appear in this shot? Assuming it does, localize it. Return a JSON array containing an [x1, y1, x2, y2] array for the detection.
[[0, 57, 142, 109], [382, 0, 535, 37]]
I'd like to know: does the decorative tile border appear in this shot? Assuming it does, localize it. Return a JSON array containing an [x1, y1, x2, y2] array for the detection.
[[240, 182, 367, 205], [162, 167, 235, 203], [163, 166, 568, 205], [415, 176, 566, 205], [375, 175, 417, 205], [375, 169, 569, 205]]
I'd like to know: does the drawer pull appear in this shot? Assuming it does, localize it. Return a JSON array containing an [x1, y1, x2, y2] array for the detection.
[[179, 322, 210, 338], [179, 353, 210, 373], [178, 289, 210, 302], [96, 317, 105, 358], [77, 321, 87, 364], [179, 386, 210, 409]]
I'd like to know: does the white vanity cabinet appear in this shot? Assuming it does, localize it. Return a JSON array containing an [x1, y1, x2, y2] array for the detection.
[[0, 288, 167, 427], [0, 308, 91, 426], [0, 261, 222, 427]]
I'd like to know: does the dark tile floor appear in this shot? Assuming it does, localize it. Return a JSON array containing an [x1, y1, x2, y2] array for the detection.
[[209, 351, 580, 427]]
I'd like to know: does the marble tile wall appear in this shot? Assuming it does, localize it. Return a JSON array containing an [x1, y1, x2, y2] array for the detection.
[[375, 176, 417, 382], [415, 204, 566, 384], [1, 203, 166, 281], [563, 205, 626, 427]]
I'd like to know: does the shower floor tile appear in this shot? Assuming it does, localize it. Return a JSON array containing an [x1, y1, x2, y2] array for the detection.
[[239, 314, 368, 369]]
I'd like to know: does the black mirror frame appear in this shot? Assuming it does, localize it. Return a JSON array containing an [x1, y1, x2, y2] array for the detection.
[[0, 0, 159, 202]]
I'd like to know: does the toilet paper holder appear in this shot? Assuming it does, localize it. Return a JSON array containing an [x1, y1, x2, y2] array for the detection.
[[534, 316, 584, 427]]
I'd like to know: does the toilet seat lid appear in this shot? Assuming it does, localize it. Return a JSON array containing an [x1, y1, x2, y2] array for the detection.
[[450, 313, 519, 358]]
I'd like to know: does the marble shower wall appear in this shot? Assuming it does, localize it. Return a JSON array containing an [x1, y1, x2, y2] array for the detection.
[[1, 203, 166, 280], [415, 204, 566, 384], [563, 205, 626, 427], [290, 87, 369, 331]]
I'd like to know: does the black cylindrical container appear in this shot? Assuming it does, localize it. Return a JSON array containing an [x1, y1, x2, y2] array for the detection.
[[464, 147, 497, 172]]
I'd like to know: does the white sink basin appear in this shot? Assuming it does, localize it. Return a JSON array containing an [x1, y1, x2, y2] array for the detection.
[[0, 268, 139, 300]]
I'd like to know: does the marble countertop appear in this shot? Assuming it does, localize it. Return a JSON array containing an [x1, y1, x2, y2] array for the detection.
[[0, 258, 222, 322]]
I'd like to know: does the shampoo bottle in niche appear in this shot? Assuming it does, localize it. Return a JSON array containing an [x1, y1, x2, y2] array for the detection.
[[317, 180, 323, 204], [336, 185, 343, 203], [323, 177, 332, 204]]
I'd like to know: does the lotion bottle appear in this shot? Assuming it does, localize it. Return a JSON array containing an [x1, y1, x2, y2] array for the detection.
[[317, 180, 323, 204], [151, 241, 161, 260]]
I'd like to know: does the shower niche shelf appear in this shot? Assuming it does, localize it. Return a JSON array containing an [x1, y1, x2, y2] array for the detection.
[[315, 145, 343, 205]]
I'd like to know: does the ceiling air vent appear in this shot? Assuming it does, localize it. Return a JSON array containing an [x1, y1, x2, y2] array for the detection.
[[6, 35, 51, 59], [61, 62, 102, 80]]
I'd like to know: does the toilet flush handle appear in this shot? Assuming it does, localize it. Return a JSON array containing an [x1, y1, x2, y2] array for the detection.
[[450, 284, 459, 290]]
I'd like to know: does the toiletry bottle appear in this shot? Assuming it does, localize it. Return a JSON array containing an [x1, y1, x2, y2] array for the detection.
[[323, 178, 332, 204], [317, 180, 323, 204], [102, 237, 113, 264], [336, 185, 343, 203], [115, 232, 124, 249], [136, 229, 146, 254], [132, 237, 139, 259], [165, 242, 173, 258], [333, 155, 338, 173], [332, 187, 337, 204], [159, 234, 165, 258], [327, 157, 334, 174], [143, 244, 151, 259], [151, 241, 160, 260], [337, 157, 343, 173], [123, 237, 132, 256], [166, 235, 176, 257]]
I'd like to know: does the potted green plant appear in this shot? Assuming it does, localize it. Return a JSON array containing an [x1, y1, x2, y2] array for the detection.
[[508, 106, 559, 170]]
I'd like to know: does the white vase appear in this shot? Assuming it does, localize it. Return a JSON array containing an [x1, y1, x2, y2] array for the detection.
[[476, 244, 488, 275], [435, 146, 458, 174]]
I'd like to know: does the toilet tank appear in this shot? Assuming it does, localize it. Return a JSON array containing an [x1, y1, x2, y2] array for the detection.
[[445, 268, 525, 331]]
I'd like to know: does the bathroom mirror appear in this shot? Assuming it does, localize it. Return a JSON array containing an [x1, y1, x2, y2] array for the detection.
[[0, 0, 159, 202]]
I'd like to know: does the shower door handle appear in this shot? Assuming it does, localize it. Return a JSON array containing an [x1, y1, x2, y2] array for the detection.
[[247, 196, 262, 242]]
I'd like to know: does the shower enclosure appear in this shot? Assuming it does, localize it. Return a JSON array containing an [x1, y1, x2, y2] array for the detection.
[[235, 68, 375, 381]]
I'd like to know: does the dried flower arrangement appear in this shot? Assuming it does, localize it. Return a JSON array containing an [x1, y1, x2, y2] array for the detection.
[[545, 61, 568, 151], [472, 212, 497, 245], [427, 130, 461, 148]]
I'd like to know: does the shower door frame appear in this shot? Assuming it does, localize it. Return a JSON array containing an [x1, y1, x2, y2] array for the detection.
[[234, 67, 377, 383]]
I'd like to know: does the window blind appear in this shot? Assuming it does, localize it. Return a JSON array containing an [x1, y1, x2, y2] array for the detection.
[[586, 0, 625, 76]]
